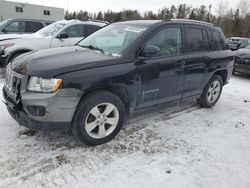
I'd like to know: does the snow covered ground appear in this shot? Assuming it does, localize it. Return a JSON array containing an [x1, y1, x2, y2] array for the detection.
[[0, 75, 250, 188]]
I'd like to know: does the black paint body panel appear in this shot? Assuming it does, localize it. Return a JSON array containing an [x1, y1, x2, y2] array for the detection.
[[10, 20, 234, 115]]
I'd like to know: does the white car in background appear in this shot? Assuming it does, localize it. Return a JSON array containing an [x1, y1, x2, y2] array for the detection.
[[0, 19, 108, 68]]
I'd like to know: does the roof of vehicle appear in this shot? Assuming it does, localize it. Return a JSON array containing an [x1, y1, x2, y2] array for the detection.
[[169, 19, 213, 26], [114, 20, 162, 26], [61, 19, 107, 26], [228, 37, 249, 40], [114, 19, 214, 27], [2, 18, 54, 23]]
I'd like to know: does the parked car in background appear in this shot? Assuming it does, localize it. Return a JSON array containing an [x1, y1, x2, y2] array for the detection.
[[0, 18, 52, 34], [227, 37, 250, 50], [0, 19, 107, 68], [2, 19, 233, 145], [234, 45, 250, 75]]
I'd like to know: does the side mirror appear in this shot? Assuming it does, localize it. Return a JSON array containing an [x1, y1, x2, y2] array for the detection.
[[143, 45, 160, 58], [239, 45, 246, 49], [57, 32, 69, 39], [2, 28, 7, 34]]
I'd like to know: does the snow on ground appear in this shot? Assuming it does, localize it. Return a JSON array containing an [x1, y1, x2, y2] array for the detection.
[[0, 75, 250, 188]]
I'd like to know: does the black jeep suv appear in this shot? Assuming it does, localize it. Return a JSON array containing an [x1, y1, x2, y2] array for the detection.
[[3, 19, 234, 145]]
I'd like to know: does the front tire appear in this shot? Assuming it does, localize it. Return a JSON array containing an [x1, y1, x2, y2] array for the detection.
[[72, 91, 125, 146], [197, 74, 223, 108]]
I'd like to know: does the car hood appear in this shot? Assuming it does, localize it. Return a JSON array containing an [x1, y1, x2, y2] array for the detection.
[[235, 48, 250, 59], [11, 46, 120, 78], [0, 33, 33, 42]]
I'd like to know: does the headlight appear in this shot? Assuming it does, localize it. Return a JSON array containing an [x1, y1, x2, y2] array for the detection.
[[0, 43, 15, 49], [27, 77, 63, 93]]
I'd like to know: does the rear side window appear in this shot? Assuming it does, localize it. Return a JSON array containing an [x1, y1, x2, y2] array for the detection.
[[186, 27, 209, 52], [202, 29, 209, 50], [210, 30, 226, 51], [146, 27, 182, 56], [25, 22, 44, 32], [86, 25, 101, 36]]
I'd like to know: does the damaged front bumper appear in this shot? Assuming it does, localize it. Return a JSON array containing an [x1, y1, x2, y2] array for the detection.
[[2, 65, 83, 131]]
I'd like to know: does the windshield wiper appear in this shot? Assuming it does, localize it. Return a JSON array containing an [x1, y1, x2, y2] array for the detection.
[[78, 44, 105, 54]]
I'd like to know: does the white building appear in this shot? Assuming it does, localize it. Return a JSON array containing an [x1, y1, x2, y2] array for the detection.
[[0, 0, 64, 21]]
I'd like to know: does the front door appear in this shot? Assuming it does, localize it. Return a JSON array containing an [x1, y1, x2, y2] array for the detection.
[[50, 24, 86, 48], [136, 26, 187, 109]]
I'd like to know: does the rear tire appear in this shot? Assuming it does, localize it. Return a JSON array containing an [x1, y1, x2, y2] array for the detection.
[[72, 91, 125, 146], [197, 74, 223, 108]]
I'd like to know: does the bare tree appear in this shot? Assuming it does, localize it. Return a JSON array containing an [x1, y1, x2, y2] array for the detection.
[[237, 0, 250, 17], [215, 1, 229, 27]]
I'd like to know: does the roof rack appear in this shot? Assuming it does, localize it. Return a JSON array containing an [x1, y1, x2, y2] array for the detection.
[[170, 19, 213, 26], [68, 19, 81, 22], [87, 19, 109, 25]]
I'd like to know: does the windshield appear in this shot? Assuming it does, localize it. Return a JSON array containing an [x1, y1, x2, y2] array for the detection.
[[34, 21, 67, 37], [0, 20, 8, 27], [78, 24, 148, 56]]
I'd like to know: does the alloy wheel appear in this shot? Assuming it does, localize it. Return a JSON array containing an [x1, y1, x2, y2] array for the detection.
[[85, 103, 119, 139], [207, 80, 221, 104]]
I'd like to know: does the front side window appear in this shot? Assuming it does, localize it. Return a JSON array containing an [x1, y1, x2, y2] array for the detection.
[[4, 21, 25, 33], [63, 25, 84, 38], [78, 24, 148, 56], [146, 27, 182, 56]]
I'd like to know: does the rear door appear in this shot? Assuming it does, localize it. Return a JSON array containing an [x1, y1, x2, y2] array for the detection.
[[136, 25, 187, 109], [182, 25, 211, 98], [50, 24, 87, 48]]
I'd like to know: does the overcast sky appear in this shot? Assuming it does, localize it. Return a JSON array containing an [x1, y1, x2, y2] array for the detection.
[[7, 0, 240, 13]]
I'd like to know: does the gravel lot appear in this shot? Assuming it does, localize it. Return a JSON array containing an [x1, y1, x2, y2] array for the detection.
[[0, 75, 250, 188]]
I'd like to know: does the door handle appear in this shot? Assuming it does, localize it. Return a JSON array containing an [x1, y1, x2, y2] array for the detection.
[[175, 61, 186, 65], [175, 61, 186, 66]]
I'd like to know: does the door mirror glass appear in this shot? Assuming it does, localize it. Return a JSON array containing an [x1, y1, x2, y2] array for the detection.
[[57, 32, 69, 39], [143, 45, 160, 58]]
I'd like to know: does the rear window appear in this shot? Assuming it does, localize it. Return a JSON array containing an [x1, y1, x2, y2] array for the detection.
[[210, 30, 226, 51], [186, 27, 209, 52]]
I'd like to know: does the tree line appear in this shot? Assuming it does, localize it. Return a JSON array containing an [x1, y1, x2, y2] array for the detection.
[[64, 1, 250, 38]]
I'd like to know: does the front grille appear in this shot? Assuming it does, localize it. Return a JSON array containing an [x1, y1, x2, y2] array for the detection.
[[5, 68, 21, 96], [3, 88, 17, 107]]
